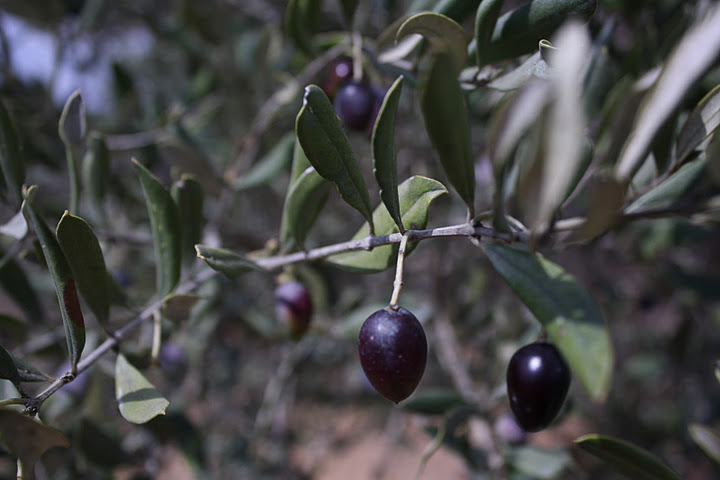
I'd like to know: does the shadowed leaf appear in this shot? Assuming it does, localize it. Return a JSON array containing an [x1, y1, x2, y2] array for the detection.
[[115, 353, 169, 424], [195, 245, 263, 278]]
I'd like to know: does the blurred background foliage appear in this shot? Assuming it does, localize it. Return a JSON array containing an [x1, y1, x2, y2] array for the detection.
[[0, 0, 719, 479]]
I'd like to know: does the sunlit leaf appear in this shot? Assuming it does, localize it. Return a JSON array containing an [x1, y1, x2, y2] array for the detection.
[[328, 176, 447, 273], [133, 159, 182, 297], [195, 245, 263, 278], [487, 52, 552, 91], [396, 12, 468, 69], [575, 434, 682, 480], [624, 155, 706, 214], [690, 424, 720, 465], [22, 187, 85, 372], [0, 409, 69, 477], [507, 445, 571, 479], [615, 5, 720, 181], [279, 166, 331, 250], [372, 76, 404, 233], [0, 209, 27, 240], [418, 51, 475, 217], [296, 85, 374, 231], [115, 353, 169, 424], [233, 133, 295, 191], [56, 212, 110, 328], [481, 243, 612, 400], [0, 97, 25, 206], [675, 84, 720, 167]]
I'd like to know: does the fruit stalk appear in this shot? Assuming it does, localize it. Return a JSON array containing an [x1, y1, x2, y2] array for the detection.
[[389, 232, 411, 308]]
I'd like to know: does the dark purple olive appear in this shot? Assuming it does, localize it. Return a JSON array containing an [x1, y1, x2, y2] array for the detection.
[[275, 281, 313, 340], [506, 342, 571, 432], [334, 81, 375, 131], [321, 57, 353, 100], [358, 306, 427, 403]]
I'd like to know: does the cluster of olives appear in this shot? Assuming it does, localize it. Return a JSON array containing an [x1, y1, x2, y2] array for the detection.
[[274, 278, 570, 430], [321, 57, 384, 132]]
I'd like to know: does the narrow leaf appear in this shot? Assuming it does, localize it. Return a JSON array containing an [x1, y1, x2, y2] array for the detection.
[[615, 5, 720, 181], [474, 0, 504, 68], [0, 246, 44, 322], [575, 434, 682, 480], [56, 212, 110, 328], [480, 0, 597, 63], [339, 0, 359, 26], [418, 51, 475, 216], [0, 344, 21, 391], [328, 176, 447, 273], [58, 90, 86, 146], [0, 409, 69, 478], [279, 166, 331, 250], [675, 84, 720, 166], [289, 136, 313, 184], [11, 356, 53, 383], [396, 12, 468, 69], [372, 76, 404, 233], [296, 85, 374, 232], [0, 209, 27, 239], [572, 176, 626, 243], [0, 97, 25, 206], [481, 243, 612, 400], [115, 353, 169, 424], [487, 52, 552, 91], [171, 174, 205, 265], [22, 187, 85, 371], [233, 133, 295, 191], [624, 156, 706, 214], [81, 132, 110, 206], [195, 245, 263, 278], [132, 159, 182, 297], [285, 0, 321, 55], [689, 423, 720, 465], [524, 22, 589, 233]]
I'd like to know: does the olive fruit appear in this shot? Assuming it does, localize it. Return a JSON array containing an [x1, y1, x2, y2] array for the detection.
[[321, 57, 353, 100], [333, 81, 375, 131], [275, 281, 313, 340], [506, 342, 571, 432], [358, 306, 427, 403]]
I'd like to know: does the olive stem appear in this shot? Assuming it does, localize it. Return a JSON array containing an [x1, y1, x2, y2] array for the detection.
[[389, 232, 411, 308], [352, 31, 363, 83], [150, 310, 162, 364]]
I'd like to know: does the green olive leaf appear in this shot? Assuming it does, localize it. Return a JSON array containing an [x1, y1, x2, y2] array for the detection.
[[575, 434, 682, 480], [132, 159, 182, 297], [22, 187, 85, 372], [396, 12, 468, 69], [481, 243, 612, 400], [195, 245, 264, 278], [615, 5, 720, 181], [418, 51, 475, 217], [56, 212, 111, 328], [371, 76, 404, 233], [10, 356, 53, 383], [675, 83, 720, 167], [296, 85, 374, 232], [115, 353, 169, 424], [82, 132, 110, 207], [474, 0, 504, 68], [624, 155, 706, 214], [280, 166, 331, 250], [328, 176, 447, 273], [171, 174, 205, 265], [285, 0, 321, 55], [0, 97, 25, 207], [0, 344, 22, 392], [58, 89, 86, 146], [472, 0, 597, 64], [233, 133, 295, 191]]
